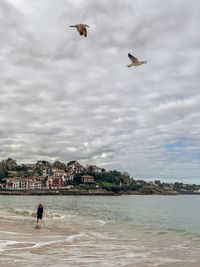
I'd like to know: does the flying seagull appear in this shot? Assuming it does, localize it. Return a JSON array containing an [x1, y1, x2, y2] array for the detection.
[[70, 24, 90, 37], [127, 53, 147, 67]]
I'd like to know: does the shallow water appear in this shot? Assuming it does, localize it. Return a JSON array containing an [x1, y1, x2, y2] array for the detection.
[[0, 195, 200, 266]]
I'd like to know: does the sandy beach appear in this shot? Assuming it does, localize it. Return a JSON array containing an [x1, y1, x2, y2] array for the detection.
[[0, 195, 200, 267], [0, 215, 81, 267]]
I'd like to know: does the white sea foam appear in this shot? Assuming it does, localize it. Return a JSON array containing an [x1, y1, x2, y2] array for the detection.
[[32, 239, 64, 249], [49, 214, 67, 220], [97, 219, 106, 225], [1, 195, 200, 266], [48, 214, 76, 220], [87, 231, 107, 240], [8, 208, 36, 217], [65, 232, 87, 242], [8, 208, 66, 220], [0, 231, 21, 235], [32, 232, 86, 249], [168, 243, 189, 250], [0, 230, 32, 236], [151, 257, 184, 266], [0, 240, 26, 252]]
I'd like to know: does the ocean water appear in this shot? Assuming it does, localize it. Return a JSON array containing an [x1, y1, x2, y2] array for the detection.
[[0, 195, 200, 266]]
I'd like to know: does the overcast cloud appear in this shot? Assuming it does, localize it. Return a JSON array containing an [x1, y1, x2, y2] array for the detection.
[[0, 0, 200, 183]]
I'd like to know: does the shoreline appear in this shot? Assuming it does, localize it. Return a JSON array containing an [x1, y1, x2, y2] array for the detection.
[[0, 193, 200, 267], [1, 189, 199, 196], [0, 189, 119, 196]]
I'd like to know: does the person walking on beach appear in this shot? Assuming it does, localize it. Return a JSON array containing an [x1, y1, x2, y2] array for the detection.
[[36, 203, 43, 226]]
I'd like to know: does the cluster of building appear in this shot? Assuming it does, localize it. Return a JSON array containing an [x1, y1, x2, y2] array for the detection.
[[5, 174, 95, 190], [1, 161, 101, 190], [1, 158, 199, 194]]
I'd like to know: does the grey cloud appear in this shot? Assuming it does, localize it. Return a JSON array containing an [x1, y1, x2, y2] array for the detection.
[[0, 0, 200, 182]]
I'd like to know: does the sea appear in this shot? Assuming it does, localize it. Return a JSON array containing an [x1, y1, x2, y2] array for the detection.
[[0, 194, 200, 267]]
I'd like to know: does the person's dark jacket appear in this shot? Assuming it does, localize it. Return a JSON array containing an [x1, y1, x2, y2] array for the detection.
[[37, 207, 43, 214]]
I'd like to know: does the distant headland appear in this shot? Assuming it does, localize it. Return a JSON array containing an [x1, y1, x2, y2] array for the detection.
[[0, 158, 200, 195]]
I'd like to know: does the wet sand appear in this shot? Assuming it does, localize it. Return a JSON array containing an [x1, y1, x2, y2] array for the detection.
[[0, 215, 80, 266], [1, 195, 200, 267], [1, 217, 200, 267]]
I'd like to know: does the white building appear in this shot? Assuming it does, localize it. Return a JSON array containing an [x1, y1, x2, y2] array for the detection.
[[62, 173, 74, 182]]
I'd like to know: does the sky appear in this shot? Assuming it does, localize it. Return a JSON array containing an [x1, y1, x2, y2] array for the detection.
[[0, 0, 200, 183]]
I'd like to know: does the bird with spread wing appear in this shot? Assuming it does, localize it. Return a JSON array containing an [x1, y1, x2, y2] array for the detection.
[[127, 53, 147, 67], [70, 24, 90, 37]]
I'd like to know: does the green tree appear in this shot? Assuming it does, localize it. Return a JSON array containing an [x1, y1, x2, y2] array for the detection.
[[0, 161, 8, 179], [35, 167, 43, 176], [5, 158, 17, 170], [67, 160, 77, 166], [53, 161, 67, 170], [73, 173, 83, 185]]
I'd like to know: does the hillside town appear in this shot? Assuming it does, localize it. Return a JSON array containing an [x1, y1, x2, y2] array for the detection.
[[0, 158, 200, 195]]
